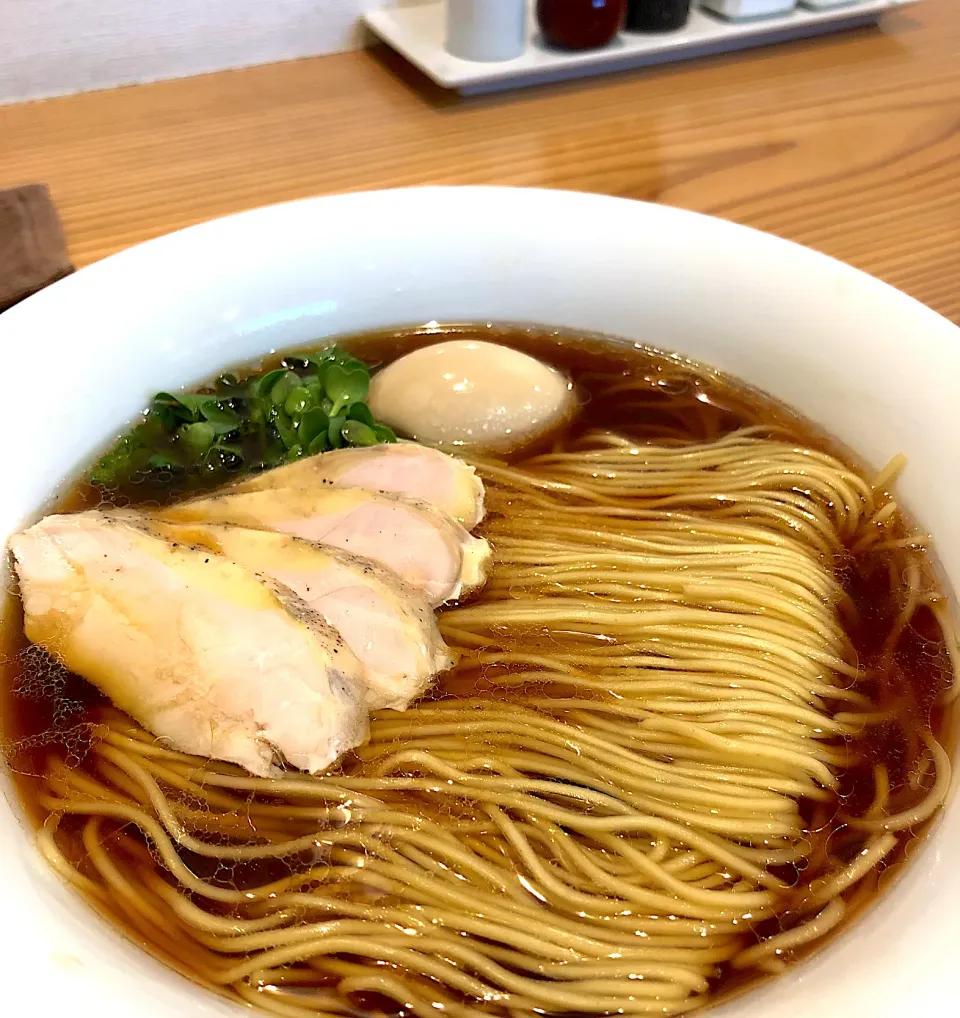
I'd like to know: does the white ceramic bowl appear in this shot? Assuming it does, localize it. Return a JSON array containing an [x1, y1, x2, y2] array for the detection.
[[1, 186, 957, 1018]]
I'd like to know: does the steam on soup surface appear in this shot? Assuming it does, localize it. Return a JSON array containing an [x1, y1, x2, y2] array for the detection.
[[1, 325, 956, 1018]]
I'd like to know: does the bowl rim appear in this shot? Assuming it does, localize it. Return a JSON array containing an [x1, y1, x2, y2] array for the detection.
[[5, 185, 956, 338]]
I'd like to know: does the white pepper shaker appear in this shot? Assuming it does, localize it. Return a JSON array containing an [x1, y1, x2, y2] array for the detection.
[[701, 0, 796, 17], [445, 0, 527, 62]]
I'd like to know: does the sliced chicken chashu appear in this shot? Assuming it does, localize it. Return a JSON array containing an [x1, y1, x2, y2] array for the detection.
[[157, 486, 490, 606], [231, 443, 486, 530], [10, 511, 368, 776], [146, 519, 454, 710]]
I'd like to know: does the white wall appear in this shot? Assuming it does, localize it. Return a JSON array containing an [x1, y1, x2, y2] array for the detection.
[[0, 0, 422, 105]]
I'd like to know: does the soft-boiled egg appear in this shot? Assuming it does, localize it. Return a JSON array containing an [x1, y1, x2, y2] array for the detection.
[[368, 340, 575, 450]]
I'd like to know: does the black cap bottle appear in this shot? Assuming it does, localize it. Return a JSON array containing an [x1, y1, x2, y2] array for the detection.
[[626, 0, 691, 32]]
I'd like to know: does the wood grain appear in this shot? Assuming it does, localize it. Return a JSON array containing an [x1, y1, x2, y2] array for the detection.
[[0, 0, 957, 322]]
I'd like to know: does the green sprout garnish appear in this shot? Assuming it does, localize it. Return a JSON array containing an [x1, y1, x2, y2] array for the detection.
[[90, 347, 395, 489]]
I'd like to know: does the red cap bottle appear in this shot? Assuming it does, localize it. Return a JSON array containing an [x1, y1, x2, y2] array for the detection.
[[537, 0, 626, 52]]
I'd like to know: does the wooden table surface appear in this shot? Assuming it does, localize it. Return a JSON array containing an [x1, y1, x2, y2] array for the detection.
[[0, 1, 957, 323]]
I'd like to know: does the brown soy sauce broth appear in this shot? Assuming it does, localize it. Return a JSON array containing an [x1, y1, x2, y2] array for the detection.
[[0, 325, 956, 1013]]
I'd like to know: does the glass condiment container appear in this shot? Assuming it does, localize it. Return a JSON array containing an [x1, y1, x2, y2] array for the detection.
[[446, 0, 527, 62], [626, 0, 691, 32], [536, 0, 626, 52]]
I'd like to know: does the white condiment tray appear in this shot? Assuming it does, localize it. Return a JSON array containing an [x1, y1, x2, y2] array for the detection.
[[364, 0, 921, 95]]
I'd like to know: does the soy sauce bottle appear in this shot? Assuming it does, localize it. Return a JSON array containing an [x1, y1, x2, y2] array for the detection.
[[536, 0, 626, 52], [625, 0, 691, 32]]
